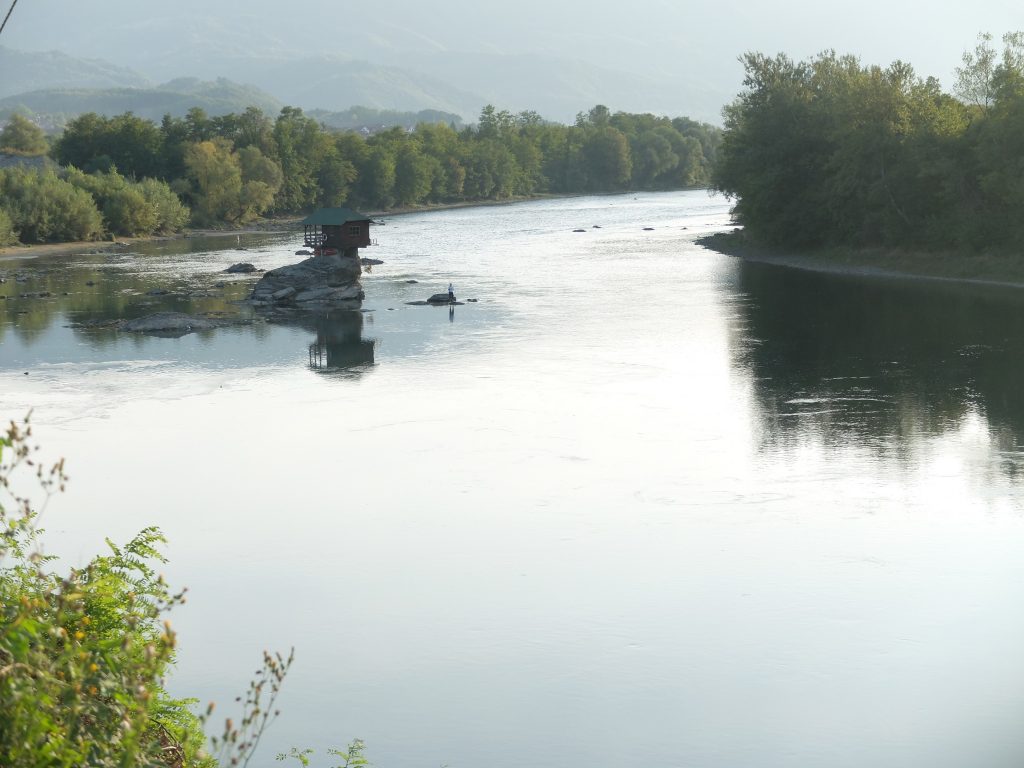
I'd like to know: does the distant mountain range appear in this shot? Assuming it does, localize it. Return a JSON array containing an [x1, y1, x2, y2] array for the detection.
[[0, 46, 149, 98], [0, 42, 727, 126], [0, 78, 283, 123]]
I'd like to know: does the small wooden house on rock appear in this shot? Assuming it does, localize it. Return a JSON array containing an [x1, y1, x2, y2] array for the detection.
[[302, 207, 375, 256], [248, 207, 377, 309]]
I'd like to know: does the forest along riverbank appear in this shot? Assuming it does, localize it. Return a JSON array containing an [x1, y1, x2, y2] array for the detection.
[[700, 231, 1024, 290]]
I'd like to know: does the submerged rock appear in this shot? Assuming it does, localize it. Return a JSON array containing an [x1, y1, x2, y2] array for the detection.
[[120, 312, 218, 334], [360, 257, 384, 266], [226, 262, 258, 273]]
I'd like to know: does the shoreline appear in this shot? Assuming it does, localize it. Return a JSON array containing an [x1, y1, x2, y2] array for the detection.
[[366, 189, 673, 218], [0, 220, 298, 263], [0, 188, 707, 262], [0, 198, 560, 262], [698, 231, 1024, 291]]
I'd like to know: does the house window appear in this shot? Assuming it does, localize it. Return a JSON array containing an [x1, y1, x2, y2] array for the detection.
[[348, 225, 361, 236]]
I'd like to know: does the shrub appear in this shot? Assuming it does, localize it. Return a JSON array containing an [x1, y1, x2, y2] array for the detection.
[[0, 168, 103, 243], [0, 114, 48, 156], [0, 417, 294, 768], [138, 178, 190, 233], [103, 186, 159, 236], [0, 208, 17, 246]]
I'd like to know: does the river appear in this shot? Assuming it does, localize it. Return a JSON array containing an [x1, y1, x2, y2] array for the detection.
[[2, 190, 1024, 768]]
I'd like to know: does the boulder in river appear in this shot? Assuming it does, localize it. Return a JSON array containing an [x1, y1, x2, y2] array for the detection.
[[226, 262, 258, 274], [250, 250, 364, 309], [408, 292, 464, 306], [360, 257, 384, 266]]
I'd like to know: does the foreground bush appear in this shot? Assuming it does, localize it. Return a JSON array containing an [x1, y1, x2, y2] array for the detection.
[[0, 418, 294, 768]]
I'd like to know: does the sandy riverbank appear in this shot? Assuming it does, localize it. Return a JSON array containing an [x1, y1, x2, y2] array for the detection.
[[0, 220, 299, 263], [699, 231, 1024, 291]]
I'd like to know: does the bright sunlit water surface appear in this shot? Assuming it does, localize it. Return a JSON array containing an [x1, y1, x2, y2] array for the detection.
[[2, 191, 1024, 768]]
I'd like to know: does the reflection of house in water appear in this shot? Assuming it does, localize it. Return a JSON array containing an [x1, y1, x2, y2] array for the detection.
[[307, 311, 375, 372], [271, 311, 376, 374]]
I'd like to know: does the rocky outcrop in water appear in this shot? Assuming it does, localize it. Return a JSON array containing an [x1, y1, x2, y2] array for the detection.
[[406, 292, 465, 306], [249, 251, 364, 309], [114, 312, 254, 337]]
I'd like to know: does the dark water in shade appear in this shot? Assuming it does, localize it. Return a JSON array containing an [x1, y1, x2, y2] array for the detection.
[[2, 191, 1024, 768]]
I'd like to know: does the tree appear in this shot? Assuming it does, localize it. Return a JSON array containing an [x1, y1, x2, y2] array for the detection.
[[0, 207, 16, 245], [238, 145, 284, 193], [184, 138, 243, 224], [394, 142, 435, 205], [53, 113, 164, 179], [582, 126, 631, 190], [137, 178, 190, 233], [360, 143, 397, 208], [955, 33, 998, 109], [272, 107, 334, 212], [0, 114, 47, 155]]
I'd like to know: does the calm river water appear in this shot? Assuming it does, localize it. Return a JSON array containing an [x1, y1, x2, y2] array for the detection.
[[3, 191, 1024, 767]]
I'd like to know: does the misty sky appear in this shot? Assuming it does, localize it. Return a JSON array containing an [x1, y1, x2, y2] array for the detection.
[[5, 0, 1023, 110]]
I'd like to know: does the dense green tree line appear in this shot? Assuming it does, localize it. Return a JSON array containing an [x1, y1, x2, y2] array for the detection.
[[713, 33, 1024, 253], [0, 103, 718, 244], [0, 168, 188, 245]]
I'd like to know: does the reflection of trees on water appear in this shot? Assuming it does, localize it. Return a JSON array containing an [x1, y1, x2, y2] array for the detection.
[[1, 233, 290, 347], [271, 310, 376, 376], [732, 262, 1024, 474]]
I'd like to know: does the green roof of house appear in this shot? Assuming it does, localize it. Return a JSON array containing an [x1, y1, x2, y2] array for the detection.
[[301, 207, 372, 226]]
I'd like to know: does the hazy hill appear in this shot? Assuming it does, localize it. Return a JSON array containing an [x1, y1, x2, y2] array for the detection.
[[0, 78, 282, 123], [201, 56, 485, 117], [401, 52, 726, 124], [0, 46, 150, 99]]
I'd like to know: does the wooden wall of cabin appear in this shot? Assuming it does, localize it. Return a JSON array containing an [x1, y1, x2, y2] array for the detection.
[[324, 221, 371, 248]]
